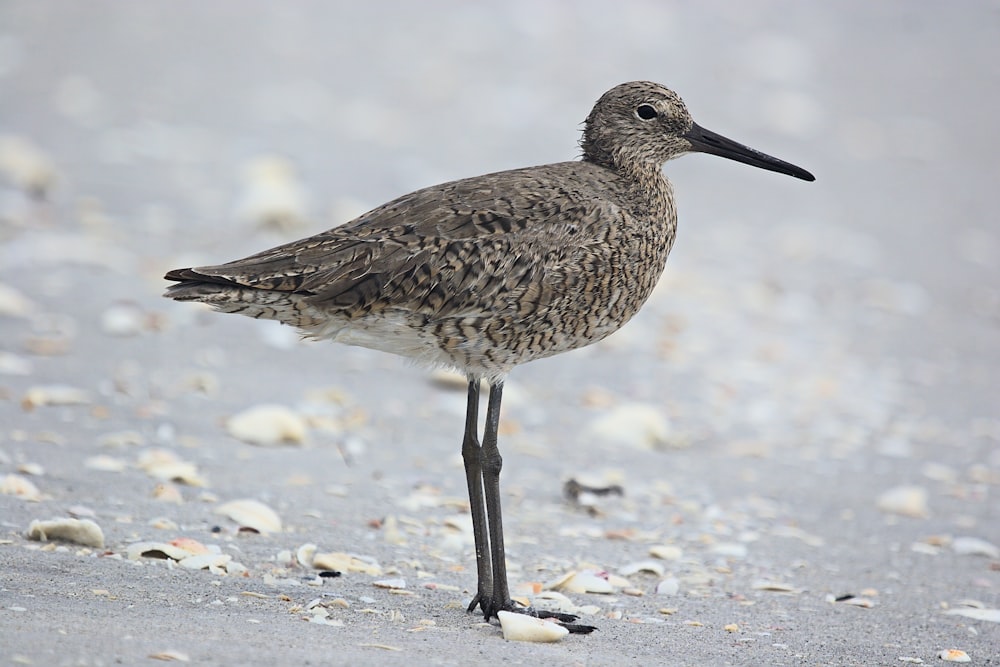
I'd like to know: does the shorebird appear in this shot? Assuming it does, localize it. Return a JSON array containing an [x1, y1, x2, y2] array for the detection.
[[165, 81, 814, 633]]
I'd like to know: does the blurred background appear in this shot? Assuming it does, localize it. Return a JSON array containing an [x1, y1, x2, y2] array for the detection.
[[1, 1, 998, 663]]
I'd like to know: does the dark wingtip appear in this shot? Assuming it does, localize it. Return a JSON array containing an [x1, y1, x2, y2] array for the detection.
[[164, 267, 196, 282]]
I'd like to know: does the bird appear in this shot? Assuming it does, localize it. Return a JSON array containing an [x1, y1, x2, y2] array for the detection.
[[164, 81, 814, 633]]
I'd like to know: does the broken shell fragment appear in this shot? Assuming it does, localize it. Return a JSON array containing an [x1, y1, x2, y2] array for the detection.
[[178, 553, 232, 570], [127, 541, 203, 561], [215, 499, 283, 533], [136, 449, 207, 486], [619, 560, 666, 577], [311, 552, 382, 575], [649, 545, 683, 561], [497, 611, 569, 643], [22, 385, 90, 409], [544, 570, 614, 594], [27, 518, 104, 548]]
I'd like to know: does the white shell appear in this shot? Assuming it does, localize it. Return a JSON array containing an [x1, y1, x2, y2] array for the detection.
[[126, 541, 201, 561], [656, 577, 680, 595], [27, 518, 104, 548], [875, 485, 929, 518], [216, 499, 283, 533], [497, 611, 568, 643], [179, 553, 232, 570], [311, 551, 382, 575], [22, 384, 90, 408], [587, 403, 674, 450], [649, 544, 683, 561], [226, 404, 308, 446], [938, 649, 971, 663], [296, 543, 318, 567], [619, 560, 666, 577], [544, 570, 614, 594], [1, 474, 42, 501], [943, 608, 1000, 623], [951, 536, 999, 558]]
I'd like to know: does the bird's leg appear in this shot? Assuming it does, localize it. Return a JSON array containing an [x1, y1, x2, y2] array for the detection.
[[480, 380, 597, 634], [461, 378, 493, 616], [480, 380, 511, 618]]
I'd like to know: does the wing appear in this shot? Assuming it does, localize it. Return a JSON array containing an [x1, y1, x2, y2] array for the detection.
[[165, 162, 628, 321]]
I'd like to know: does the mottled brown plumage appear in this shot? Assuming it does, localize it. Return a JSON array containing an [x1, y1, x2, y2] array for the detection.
[[165, 81, 813, 632]]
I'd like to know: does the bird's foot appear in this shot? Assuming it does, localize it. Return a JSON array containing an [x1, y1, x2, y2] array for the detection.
[[469, 596, 597, 634]]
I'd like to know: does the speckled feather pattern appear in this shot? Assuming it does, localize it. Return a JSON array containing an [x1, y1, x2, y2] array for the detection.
[[165, 82, 686, 382]]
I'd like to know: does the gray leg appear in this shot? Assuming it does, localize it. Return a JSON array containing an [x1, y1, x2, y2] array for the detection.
[[462, 378, 493, 615]]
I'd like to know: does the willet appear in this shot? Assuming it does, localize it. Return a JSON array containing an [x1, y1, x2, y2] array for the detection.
[[165, 81, 814, 633]]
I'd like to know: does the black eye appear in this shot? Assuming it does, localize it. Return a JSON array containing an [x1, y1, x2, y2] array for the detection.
[[636, 104, 658, 120]]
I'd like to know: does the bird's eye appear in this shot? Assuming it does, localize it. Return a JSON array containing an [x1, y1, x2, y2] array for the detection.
[[636, 104, 658, 120]]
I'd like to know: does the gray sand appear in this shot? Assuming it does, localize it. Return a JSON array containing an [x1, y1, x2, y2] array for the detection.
[[1, 2, 998, 665]]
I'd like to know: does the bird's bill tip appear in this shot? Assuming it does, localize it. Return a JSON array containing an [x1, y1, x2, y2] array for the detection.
[[684, 123, 815, 182]]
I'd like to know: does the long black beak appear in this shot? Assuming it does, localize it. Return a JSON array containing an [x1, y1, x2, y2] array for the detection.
[[684, 123, 815, 182]]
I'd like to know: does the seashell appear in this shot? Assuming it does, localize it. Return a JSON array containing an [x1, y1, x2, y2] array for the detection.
[[497, 611, 568, 643], [178, 553, 232, 570], [529, 591, 578, 614], [126, 541, 201, 561], [951, 536, 999, 558], [648, 544, 683, 561], [619, 560, 665, 577], [147, 650, 190, 662], [311, 552, 382, 575], [234, 155, 310, 232], [943, 608, 1000, 623], [21, 385, 90, 409], [226, 404, 307, 446], [1, 474, 42, 501], [27, 518, 104, 548], [215, 499, 282, 533], [100, 302, 147, 337], [938, 649, 971, 663], [876, 485, 929, 518], [135, 449, 206, 486], [152, 483, 184, 503], [752, 581, 799, 593], [588, 403, 676, 450], [296, 543, 318, 567], [85, 455, 127, 472], [655, 577, 680, 596]]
